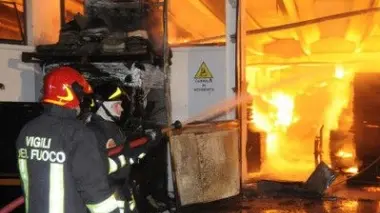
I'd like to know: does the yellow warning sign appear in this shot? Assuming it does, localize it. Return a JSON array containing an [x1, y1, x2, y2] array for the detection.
[[194, 62, 213, 79]]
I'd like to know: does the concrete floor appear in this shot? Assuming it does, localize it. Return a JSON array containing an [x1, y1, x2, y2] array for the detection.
[[2, 178, 379, 213], [1, 185, 380, 213], [182, 197, 380, 213], [181, 183, 380, 213]]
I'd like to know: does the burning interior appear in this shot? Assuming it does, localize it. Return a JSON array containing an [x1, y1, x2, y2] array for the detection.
[[245, 64, 357, 182], [238, 0, 380, 185]]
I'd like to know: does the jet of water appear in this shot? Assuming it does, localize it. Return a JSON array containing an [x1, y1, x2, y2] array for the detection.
[[181, 71, 328, 127]]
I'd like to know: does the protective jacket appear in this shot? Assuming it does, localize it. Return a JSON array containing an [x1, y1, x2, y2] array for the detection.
[[16, 105, 119, 213], [87, 114, 159, 212], [86, 115, 130, 176], [87, 114, 146, 212], [87, 115, 152, 174]]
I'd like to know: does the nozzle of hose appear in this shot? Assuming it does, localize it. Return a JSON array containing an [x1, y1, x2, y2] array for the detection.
[[172, 120, 182, 129]]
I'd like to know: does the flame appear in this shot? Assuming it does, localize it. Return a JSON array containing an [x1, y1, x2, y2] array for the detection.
[[335, 65, 345, 79], [343, 166, 358, 174], [251, 92, 296, 157], [336, 150, 354, 159], [246, 65, 356, 181], [270, 93, 295, 127], [363, 187, 380, 192], [341, 201, 359, 212]]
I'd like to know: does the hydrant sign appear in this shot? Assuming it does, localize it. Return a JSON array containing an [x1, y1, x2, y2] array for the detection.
[[193, 62, 214, 92]]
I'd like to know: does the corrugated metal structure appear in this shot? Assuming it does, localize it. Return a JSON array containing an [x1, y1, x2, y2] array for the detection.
[[165, 0, 380, 61], [61, 1, 380, 65]]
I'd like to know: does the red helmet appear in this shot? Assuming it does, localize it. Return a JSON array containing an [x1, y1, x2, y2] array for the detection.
[[42, 66, 93, 109]]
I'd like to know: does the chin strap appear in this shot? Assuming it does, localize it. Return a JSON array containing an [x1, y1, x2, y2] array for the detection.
[[100, 103, 120, 123]]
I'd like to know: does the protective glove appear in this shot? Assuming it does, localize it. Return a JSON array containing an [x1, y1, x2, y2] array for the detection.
[[120, 142, 144, 165], [128, 151, 146, 165], [121, 128, 164, 164], [144, 128, 163, 148]]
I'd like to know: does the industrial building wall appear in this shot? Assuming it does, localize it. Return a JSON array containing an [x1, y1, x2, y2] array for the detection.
[[0, 45, 237, 117], [0, 0, 60, 102], [0, 45, 41, 102], [0, 43, 238, 203]]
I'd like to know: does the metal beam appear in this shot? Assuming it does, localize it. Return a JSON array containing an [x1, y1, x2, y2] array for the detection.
[[167, 11, 200, 43], [200, 0, 226, 23], [226, 0, 237, 121], [169, 0, 223, 41], [345, 0, 380, 52], [182, 7, 380, 45], [279, 0, 320, 55], [246, 7, 380, 36], [244, 2, 275, 55], [236, 0, 248, 183]]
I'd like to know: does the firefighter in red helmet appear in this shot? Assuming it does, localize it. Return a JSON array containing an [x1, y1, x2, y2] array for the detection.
[[41, 67, 93, 109], [16, 66, 120, 213]]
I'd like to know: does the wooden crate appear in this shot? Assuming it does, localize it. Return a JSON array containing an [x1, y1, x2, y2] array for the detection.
[[170, 121, 240, 206]]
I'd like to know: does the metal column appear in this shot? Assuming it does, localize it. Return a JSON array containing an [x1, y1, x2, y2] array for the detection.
[[226, 0, 237, 121], [235, 0, 248, 183]]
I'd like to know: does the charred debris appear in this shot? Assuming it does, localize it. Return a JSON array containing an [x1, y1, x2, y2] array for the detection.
[[21, 0, 171, 131]]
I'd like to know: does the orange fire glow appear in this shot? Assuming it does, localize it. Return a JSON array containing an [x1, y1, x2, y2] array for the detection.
[[336, 150, 354, 159], [343, 166, 358, 174], [246, 65, 356, 181], [363, 187, 380, 193], [0, 1, 24, 40]]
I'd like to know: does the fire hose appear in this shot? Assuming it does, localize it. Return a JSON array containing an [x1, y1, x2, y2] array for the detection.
[[0, 120, 183, 213], [108, 120, 182, 156], [0, 197, 24, 213]]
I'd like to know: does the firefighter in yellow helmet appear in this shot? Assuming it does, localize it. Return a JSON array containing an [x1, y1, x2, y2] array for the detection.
[[86, 82, 163, 213]]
